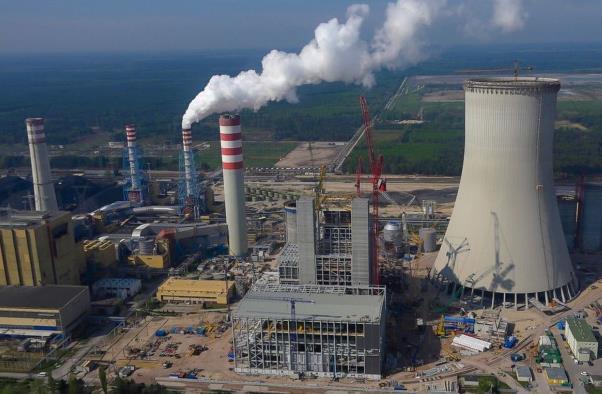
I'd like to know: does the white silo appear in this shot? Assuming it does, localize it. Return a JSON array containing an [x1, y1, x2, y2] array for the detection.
[[25, 118, 58, 212], [432, 77, 578, 309], [220, 114, 248, 256]]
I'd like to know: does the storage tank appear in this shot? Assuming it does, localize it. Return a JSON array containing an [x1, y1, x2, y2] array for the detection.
[[383, 221, 402, 246], [580, 183, 602, 252], [284, 201, 297, 243], [138, 237, 155, 255], [432, 77, 577, 308], [419, 228, 438, 252]]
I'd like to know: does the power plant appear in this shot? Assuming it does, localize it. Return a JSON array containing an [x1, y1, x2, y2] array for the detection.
[[432, 77, 578, 308], [219, 114, 248, 256], [1, 75, 600, 391], [25, 118, 58, 212]]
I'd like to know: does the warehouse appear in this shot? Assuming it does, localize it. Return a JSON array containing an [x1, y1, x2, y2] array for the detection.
[[565, 317, 598, 362], [0, 285, 90, 338], [156, 277, 234, 305], [232, 283, 386, 380]]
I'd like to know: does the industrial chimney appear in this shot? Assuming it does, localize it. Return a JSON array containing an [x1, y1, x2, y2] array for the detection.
[[125, 124, 142, 203], [25, 118, 58, 212], [219, 114, 247, 256], [181, 127, 194, 198], [432, 78, 577, 309]]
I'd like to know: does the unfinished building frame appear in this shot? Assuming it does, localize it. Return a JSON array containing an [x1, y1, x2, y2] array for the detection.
[[232, 284, 385, 380]]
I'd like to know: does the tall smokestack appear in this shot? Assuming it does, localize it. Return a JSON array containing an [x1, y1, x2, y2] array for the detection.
[[219, 114, 247, 256], [181, 127, 194, 198], [125, 124, 142, 203], [25, 118, 58, 212]]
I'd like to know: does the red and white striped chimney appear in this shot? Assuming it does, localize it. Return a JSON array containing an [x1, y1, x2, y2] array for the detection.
[[219, 114, 247, 256], [125, 124, 141, 201], [181, 127, 194, 197], [26, 118, 58, 212]]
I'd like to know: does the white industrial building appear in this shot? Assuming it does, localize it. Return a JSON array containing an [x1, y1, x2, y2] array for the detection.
[[565, 317, 598, 362], [515, 365, 533, 383], [432, 78, 577, 309], [451, 334, 491, 352], [92, 278, 142, 300]]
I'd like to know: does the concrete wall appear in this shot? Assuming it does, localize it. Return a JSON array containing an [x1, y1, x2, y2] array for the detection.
[[351, 198, 371, 285], [297, 197, 316, 284]]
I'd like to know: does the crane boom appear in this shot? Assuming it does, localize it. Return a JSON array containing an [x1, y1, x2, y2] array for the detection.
[[359, 96, 384, 285]]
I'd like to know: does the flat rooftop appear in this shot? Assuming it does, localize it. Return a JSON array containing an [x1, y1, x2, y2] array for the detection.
[[0, 209, 68, 228], [158, 278, 233, 294], [566, 317, 597, 343], [0, 285, 88, 310], [236, 290, 384, 323]]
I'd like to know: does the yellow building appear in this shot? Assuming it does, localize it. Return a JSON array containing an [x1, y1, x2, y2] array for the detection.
[[0, 210, 84, 285], [156, 278, 234, 305], [82, 239, 116, 267], [544, 367, 569, 385]]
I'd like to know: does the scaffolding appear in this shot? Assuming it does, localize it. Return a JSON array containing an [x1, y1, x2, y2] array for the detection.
[[177, 150, 204, 218], [122, 147, 146, 203], [232, 286, 386, 380]]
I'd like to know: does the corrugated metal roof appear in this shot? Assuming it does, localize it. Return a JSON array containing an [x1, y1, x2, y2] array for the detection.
[[235, 290, 384, 322]]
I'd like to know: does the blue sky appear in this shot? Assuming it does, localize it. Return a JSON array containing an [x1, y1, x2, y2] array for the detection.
[[1, 0, 601, 53]]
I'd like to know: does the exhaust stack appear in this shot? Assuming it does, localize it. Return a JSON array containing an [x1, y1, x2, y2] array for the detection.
[[219, 114, 247, 256], [125, 124, 142, 203], [182, 127, 194, 198], [25, 118, 58, 212]]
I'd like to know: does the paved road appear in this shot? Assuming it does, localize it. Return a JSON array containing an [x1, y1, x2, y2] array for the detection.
[[550, 326, 588, 394]]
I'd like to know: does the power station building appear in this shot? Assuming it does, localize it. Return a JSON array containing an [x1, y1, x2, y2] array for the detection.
[[232, 283, 386, 380], [0, 210, 84, 286], [0, 285, 90, 338], [432, 78, 578, 309], [278, 197, 373, 286]]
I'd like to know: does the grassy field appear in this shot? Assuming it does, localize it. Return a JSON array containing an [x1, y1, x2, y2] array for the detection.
[[345, 81, 602, 177], [194, 141, 297, 170]]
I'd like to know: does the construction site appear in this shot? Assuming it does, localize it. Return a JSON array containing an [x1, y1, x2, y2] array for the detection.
[[0, 75, 600, 394]]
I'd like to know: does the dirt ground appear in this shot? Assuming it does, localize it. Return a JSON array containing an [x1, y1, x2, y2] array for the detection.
[[275, 142, 344, 168]]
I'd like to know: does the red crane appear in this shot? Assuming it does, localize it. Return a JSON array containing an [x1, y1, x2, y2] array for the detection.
[[359, 96, 385, 285]]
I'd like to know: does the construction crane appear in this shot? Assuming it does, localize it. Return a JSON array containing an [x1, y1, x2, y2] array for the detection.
[[359, 96, 385, 286], [314, 165, 327, 212], [456, 60, 534, 80], [246, 295, 315, 372]]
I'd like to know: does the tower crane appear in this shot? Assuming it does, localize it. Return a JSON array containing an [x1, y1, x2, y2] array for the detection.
[[358, 96, 385, 286]]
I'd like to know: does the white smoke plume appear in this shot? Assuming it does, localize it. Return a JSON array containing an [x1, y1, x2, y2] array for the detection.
[[182, 0, 443, 128], [492, 0, 526, 32]]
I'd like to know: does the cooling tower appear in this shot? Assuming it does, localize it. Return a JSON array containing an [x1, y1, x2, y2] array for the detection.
[[432, 78, 578, 309], [125, 124, 142, 203], [25, 118, 58, 212], [220, 114, 248, 256]]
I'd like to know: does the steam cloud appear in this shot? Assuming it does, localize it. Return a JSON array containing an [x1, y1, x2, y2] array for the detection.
[[182, 0, 442, 128], [182, 0, 526, 128], [492, 0, 526, 32]]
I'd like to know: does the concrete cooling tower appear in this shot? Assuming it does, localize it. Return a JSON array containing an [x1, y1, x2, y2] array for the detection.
[[432, 77, 578, 309]]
